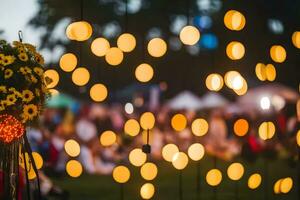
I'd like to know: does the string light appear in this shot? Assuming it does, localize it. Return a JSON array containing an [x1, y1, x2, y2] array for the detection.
[[91, 37, 110, 57], [171, 113, 187, 131], [66, 160, 83, 178], [224, 10, 246, 31], [140, 162, 158, 181], [179, 25, 200, 45], [129, 148, 147, 167], [248, 173, 262, 190], [0, 114, 25, 143], [117, 33, 136, 52], [147, 38, 167, 57], [270, 45, 286, 63], [44, 69, 59, 89], [140, 183, 155, 199], [112, 165, 130, 183]]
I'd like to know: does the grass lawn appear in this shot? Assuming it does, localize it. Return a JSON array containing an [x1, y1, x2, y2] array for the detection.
[[51, 155, 299, 200]]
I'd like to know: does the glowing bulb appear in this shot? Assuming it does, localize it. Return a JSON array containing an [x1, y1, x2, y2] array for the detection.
[[280, 177, 293, 194], [32, 152, 43, 169], [191, 118, 209, 136], [64, 139, 80, 157], [140, 183, 155, 199], [105, 47, 124, 66], [59, 53, 77, 72], [258, 121, 276, 140], [100, 130, 117, 146], [255, 63, 267, 81], [162, 144, 179, 162], [233, 119, 249, 137], [117, 33, 136, 52], [227, 162, 244, 181], [70, 21, 93, 41], [140, 162, 158, 181], [129, 148, 147, 167], [140, 112, 155, 130], [112, 165, 130, 183], [232, 75, 243, 90], [172, 152, 189, 170], [260, 96, 271, 110], [188, 143, 205, 161], [206, 169, 222, 186], [90, 83, 108, 102], [147, 38, 167, 57], [171, 113, 187, 131], [270, 45, 286, 63], [124, 103, 134, 114], [206, 73, 224, 91], [124, 119, 140, 136], [72, 67, 90, 86], [66, 160, 83, 178], [265, 64, 276, 81], [44, 69, 59, 88], [135, 63, 154, 83], [179, 25, 200, 45], [224, 10, 246, 31], [226, 41, 245, 60], [91, 37, 110, 57], [248, 173, 262, 190], [224, 71, 241, 89], [292, 31, 300, 48], [296, 130, 300, 147]]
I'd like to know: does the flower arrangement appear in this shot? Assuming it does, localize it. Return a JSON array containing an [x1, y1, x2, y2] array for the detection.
[[0, 40, 48, 128]]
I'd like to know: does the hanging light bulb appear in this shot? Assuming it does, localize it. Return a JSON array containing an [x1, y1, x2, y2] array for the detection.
[[117, 33, 136, 52], [105, 47, 124, 66], [224, 10, 246, 31], [71, 67, 90, 86], [179, 25, 200, 45], [135, 63, 154, 83], [91, 37, 110, 57], [147, 38, 167, 57], [59, 53, 77, 72]]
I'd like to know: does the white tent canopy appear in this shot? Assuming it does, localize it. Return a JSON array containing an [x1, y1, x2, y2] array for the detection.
[[201, 92, 229, 109], [166, 91, 203, 110]]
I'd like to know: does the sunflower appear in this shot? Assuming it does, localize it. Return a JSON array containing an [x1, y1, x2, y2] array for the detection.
[[8, 87, 21, 97], [2, 55, 15, 66], [4, 69, 13, 79], [0, 86, 7, 93], [0, 54, 4, 64], [33, 67, 44, 76], [18, 47, 26, 54], [6, 94, 17, 105], [19, 66, 32, 75], [18, 53, 29, 62], [22, 90, 34, 103], [24, 43, 36, 52], [22, 104, 38, 120], [30, 75, 38, 84], [34, 54, 44, 65]]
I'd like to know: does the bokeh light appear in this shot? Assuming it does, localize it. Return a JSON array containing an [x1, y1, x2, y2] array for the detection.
[[260, 96, 271, 110], [296, 130, 300, 147], [140, 183, 155, 199], [135, 63, 154, 83], [258, 121, 276, 140], [206, 169, 222, 186], [171, 113, 187, 131], [112, 165, 130, 184], [233, 119, 249, 137], [227, 162, 244, 181], [140, 112, 155, 130], [224, 10, 246, 31], [292, 31, 300, 48], [280, 177, 293, 194], [124, 119, 140, 136], [248, 173, 262, 190], [105, 47, 124, 66], [66, 21, 93, 41], [100, 130, 117, 146], [270, 45, 286, 63], [129, 148, 147, 167], [59, 53, 77, 72], [66, 160, 83, 178], [147, 38, 167, 57], [90, 83, 108, 102], [172, 152, 189, 170], [140, 162, 158, 181], [64, 139, 80, 157], [188, 143, 205, 161], [44, 69, 59, 88], [226, 41, 245, 60], [72, 67, 90, 86], [179, 25, 200, 45], [124, 103, 134, 114], [162, 144, 179, 162], [91, 37, 110, 57], [191, 118, 209, 136], [32, 152, 43, 170], [117, 33, 136, 52], [206, 73, 224, 91]]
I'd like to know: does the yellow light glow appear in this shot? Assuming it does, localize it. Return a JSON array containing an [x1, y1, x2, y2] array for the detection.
[[233, 78, 248, 96], [140, 162, 158, 181], [226, 41, 245, 60], [91, 37, 110, 57], [72, 67, 90, 86], [296, 130, 300, 147], [224, 71, 241, 89], [100, 130, 117, 147], [135, 63, 154, 83], [105, 47, 124, 66], [66, 160, 83, 178], [227, 162, 244, 181], [258, 121, 276, 140], [188, 143, 205, 161], [140, 183, 155, 199], [224, 10, 246, 31], [280, 177, 293, 194], [59, 53, 77, 72], [191, 118, 209, 136], [71, 21, 93, 41], [27, 165, 37, 180], [124, 119, 140, 136], [171, 114, 187, 131], [64, 139, 80, 157], [117, 33, 136, 52], [49, 89, 59, 97], [297, 100, 300, 121], [113, 165, 130, 184], [44, 69, 59, 88], [90, 83, 108, 102], [206, 73, 224, 91], [140, 112, 155, 130], [255, 63, 267, 81], [206, 169, 222, 186], [265, 64, 276, 81], [233, 119, 249, 136], [147, 38, 167, 57], [162, 144, 179, 162], [66, 22, 76, 40], [273, 179, 282, 194], [179, 25, 200, 45], [292, 31, 300, 48], [32, 152, 43, 170], [270, 45, 286, 63], [248, 173, 262, 190], [172, 152, 189, 170], [129, 148, 147, 167]]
